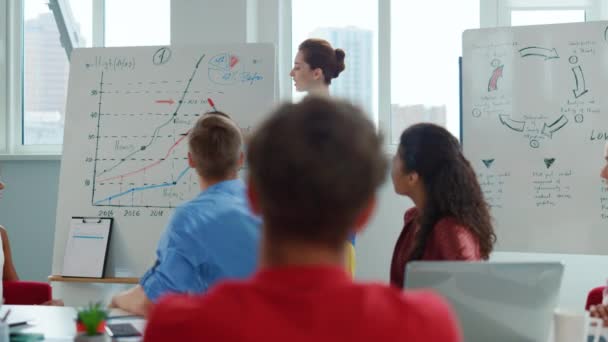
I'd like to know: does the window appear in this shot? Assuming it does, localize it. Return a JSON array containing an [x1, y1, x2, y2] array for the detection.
[[2, 0, 171, 154], [105, 0, 170, 47], [5, 0, 606, 155], [511, 10, 586, 26], [0, 0, 7, 152], [389, 0, 479, 143], [22, 0, 92, 145], [291, 0, 378, 121], [494, 0, 603, 26]]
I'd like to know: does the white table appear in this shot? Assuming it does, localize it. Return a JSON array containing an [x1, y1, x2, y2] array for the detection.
[[0, 305, 145, 341]]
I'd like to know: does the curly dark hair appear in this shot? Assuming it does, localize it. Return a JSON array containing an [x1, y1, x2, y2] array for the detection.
[[247, 96, 386, 247], [398, 123, 495, 260]]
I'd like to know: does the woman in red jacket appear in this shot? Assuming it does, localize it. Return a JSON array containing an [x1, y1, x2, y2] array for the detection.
[[390, 123, 496, 288]]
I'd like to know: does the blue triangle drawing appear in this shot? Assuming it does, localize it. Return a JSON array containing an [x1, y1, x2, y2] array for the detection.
[[482, 159, 495, 169], [544, 158, 556, 169]]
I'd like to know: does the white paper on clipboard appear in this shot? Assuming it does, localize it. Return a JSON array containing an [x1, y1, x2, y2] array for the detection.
[[62, 217, 113, 278]]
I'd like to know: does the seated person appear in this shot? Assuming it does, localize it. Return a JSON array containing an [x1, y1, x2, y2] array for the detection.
[[0, 182, 62, 305], [0, 182, 18, 282], [110, 111, 261, 316], [0, 226, 18, 282], [389, 123, 496, 288], [0, 181, 16, 281], [144, 97, 462, 341]]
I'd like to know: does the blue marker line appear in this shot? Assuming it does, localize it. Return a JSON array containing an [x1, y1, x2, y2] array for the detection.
[[176, 166, 190, 180], [73, 235, 104, 239], [94, 166, 191, 205]]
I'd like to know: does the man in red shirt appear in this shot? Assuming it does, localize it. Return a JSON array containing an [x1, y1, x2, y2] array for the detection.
[[144, 97, 462, 342]]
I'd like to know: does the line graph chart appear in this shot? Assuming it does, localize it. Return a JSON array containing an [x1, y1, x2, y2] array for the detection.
[[91, 54, 206, 208], [58, 44, 274, 212]]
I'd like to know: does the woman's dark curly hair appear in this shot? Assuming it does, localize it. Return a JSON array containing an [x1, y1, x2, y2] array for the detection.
[[398, 123, 496, 260]]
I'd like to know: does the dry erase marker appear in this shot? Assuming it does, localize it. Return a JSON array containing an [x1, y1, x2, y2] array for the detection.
[[208, 98, 217, 111]]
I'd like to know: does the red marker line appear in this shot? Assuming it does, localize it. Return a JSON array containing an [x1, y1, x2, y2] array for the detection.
[[230, 55, 239, 69], [97, 130, 191, 183], [208, 98, 218, 111]]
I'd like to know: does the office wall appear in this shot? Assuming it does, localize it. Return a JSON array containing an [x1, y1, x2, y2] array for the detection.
[[0, 160, 60, 282], [171, 0, 249, 44]]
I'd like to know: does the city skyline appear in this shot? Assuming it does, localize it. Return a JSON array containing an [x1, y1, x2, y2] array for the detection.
[[311, 26, 373, 116], [24, 11, 72, 145]]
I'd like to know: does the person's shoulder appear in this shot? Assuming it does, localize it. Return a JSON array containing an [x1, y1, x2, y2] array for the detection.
[[434, 216, 471, 234], [177, 192, 212, 211], [146, 294, 206, 329], [201, 279, 255, 304], [167, 192, 217, 226], [355, 283, 447, 312], [398, 288, 455, 317], [404, 207, 419, 222], [354, 284, 461, 340], [160, 278, 253, 309], [145, 281, 255, 340], [145, 293, 213, 341], [431, 217, 478, 244], [399, 290, 461, 339], [151, 293, 205, 315], [187, 182, 249, 211]]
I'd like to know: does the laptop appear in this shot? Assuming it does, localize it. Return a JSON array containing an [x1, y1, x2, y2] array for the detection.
[[404, 261, 564, 342]]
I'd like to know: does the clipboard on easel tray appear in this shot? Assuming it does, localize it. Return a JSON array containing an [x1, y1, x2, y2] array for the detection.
[[61, 217, 113, 278]]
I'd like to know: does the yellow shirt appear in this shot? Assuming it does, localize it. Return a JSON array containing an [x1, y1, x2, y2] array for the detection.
[[345, 241, 356, 277]]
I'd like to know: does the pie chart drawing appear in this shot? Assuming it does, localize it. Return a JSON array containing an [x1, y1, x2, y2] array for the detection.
[[209, 53, 242, 85]]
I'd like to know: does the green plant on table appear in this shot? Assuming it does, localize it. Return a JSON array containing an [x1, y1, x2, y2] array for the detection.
[[76, 302, 108, 336]]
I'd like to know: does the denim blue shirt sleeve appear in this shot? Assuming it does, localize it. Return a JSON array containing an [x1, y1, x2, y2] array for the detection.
[[140, 179, 260, 302], [140, 207, 204, 301]]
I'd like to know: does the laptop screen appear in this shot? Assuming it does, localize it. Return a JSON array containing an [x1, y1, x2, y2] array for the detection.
[[404, 261, 564, 342]]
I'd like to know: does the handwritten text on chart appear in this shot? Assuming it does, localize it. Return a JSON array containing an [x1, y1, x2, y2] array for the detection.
[[479, 172, 510, 209], [240, 72, 263, 85], [85, 56, 136, 72], [599, 183, 608, 220], [532, 169, 573, 207]]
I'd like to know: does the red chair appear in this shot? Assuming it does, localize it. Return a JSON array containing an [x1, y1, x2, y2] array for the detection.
[[586, 286, 605, 310], [2, 281, 52, 305]]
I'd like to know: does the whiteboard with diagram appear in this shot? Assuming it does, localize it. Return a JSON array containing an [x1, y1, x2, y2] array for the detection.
[[462, 22, 608, 254], [53, 44, 276, 277]]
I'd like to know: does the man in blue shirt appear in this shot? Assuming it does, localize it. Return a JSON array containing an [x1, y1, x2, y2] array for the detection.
[[110, 111, 261, 316]]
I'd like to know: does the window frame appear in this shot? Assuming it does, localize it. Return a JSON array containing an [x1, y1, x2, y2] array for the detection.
[[0, 0, 8, 153], [377, 0, 391, 150], [2, 0, 104, 157], [496, 0, 605, 26], [9, 0, 58, 155], [12, 0, 66, 155], [2, 0, 608, 157]]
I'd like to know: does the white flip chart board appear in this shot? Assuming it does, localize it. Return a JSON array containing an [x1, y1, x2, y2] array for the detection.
[[53, 44, 276, 276]]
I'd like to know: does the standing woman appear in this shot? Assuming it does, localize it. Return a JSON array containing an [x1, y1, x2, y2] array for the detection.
[[290, 38, 346, 96], [390, 123, 496, 288], [290, 39, 355, 275]]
